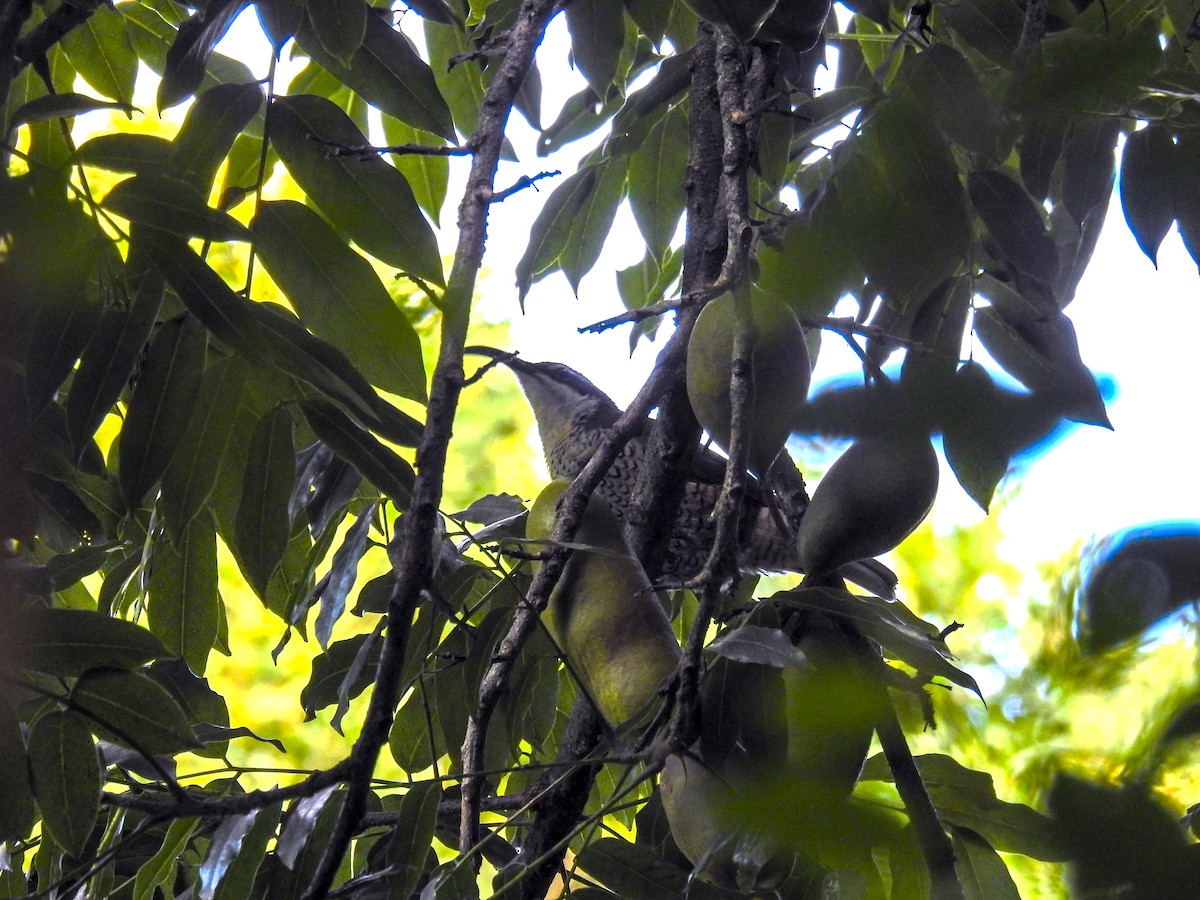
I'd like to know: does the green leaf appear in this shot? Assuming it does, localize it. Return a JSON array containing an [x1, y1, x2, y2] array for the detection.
[[147, 659, 232, 756], [515, 166, 597, 300], [575, 837, 700, 900], [565, 0, 626, 96], [120, 2, 256, 110], [18, 609, 170, 677], [779, 587, 982, 699], [299, 398, 416, 505], [269, 94, 443, 284], [71, 667, 202, 755], [293, 9, 456, 140], [9, 92, 135, 127], [898, 43, 1001, 159], [0, 700, 36, 844], [149, 512, 221, 675], [939, 0, 1022, 66], [159, 356, 250, 545], [74, 133, 173, 174], [172, 82, 264, 190], [423, 18, 486, 138], [253, 200, 427, 402], [45, 541, 124, 591], [1120, 124, 1176, 266], [60, 3, 138, 103], [968, 169, 1059, 285], [27, 711, 101, 857], [1061, 117, 1120, 227], [158, 0, 250, 111], [381, 114, 449, 225], [200, 803, 283, 900], [953, 828, 1022, 900], [118, 313, 208, 509], [307, 0, 367, 65], [382, 782, 440, 898], [562, 156, 628, 293], [300, 634, 380, 719], [102, 176, 251, 242], [389, 684, 442, 772], [133, 818, 198, 900], [235, 407, 297, 598], [628, 105, 688, 260]]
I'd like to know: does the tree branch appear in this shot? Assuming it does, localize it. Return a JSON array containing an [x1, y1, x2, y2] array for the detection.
[[1014, 0, 1048, 67], [11, 0, 100, 75], [301, 2, 562, 895]]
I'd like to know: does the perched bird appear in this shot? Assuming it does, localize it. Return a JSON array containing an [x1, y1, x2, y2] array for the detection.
[[468, 347, 812, 581]]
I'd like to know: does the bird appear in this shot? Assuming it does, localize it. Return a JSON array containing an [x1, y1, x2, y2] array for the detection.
[[467, 347, 828, 583]]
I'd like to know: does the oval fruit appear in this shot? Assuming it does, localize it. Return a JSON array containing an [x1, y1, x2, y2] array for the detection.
[[796, 434, 939, 575], [687, 291, 811, 477], [758, 0, 831, 51], [680, 0, 781, 42], [527, 480, 681, 729]]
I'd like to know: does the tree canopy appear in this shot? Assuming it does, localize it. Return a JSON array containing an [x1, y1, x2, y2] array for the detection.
[[3, 0, 1200, 898]]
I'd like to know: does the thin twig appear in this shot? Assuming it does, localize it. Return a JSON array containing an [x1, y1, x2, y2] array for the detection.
[[301, 2, 563, 896]]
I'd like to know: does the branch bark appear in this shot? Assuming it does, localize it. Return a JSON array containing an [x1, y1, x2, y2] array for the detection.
[[302, 2, 562, 895]]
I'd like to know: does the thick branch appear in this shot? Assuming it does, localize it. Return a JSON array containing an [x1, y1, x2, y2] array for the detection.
[[302, 2, 562, 896]]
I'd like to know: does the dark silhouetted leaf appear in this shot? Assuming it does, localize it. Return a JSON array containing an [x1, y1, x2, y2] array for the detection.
[[28, 710, 100, 857], [953, 828, 1023, 900], [899, 44, 1000, 158], [172, 82, 264, 190], [575, 837, 701, 900], [118, 314, 208, 508], [383, 782, 441, 898], [1061, 117, 1120, 227], [253, 200, 427, 401], [273, 786, 344, 895], [102, 176, 251, 242], [299, 398, 416, 505], [1018, 114, 1069, 203], [293, 10, 455, 140], [200, 803, 282, 900], [0, 700, 36, 843], [307, 0, 367, 65], [74, 133, 173, 174], [969, 169, 1059, 285], [158, 0, 249, 110], [1120, 125, 1176, 266], [269, 94, 443, 284], [149, 513, 220, 675], [19, 608, 170, 676], [313, 501, 376, 648], [566, 0, 626, 96], [563, 157, 627, 294], [9, 92, 134, 127], [71, 668, 201, 755], [235, 407, 296, 598], [301, 633, 381, 720], [133, 817, 198, 900], [708, 624, 808, 669]]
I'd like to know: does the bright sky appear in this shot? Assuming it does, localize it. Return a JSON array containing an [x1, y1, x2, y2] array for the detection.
[[218, 7, 1200, 576]]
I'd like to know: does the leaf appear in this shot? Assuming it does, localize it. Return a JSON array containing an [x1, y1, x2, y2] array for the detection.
[[65, 264, 163, 459], [148, 512, 221, 675], [71, 667, 202, 755], [389, 683, 443, 772], [253, 200, 427, 402], [18, 609, 170, 677], [898, 43, 1000, 158], [269, 94, 443, 284], [74, 133, 173, 174], [45, 541, 123, 591], [9, 92, 134, 127], [562, 156, 628, 293], [293, 9, 456, 140], [299, 398, 416, 505], [0, 700, 35, 843], [628, 105, 688, 260], [708, 624, 808, 669], [60, 3, 138, 103], [158, 0, 249, 110], [102, 176, 251, 242], [118, 313, 208, 508], [235, 407, 297, 598], [307, 0, 367, 65], [300, 633, 381, 720], [515, 167, 597, 300], [27, 711, 101, 857], [1061, 117, 1120, 227], [198, 802, 282, 900], [968, 169, 1059, 285], [574, 837, 701, 900], [1120, 125, 1176, 266], [133, 818, 198, 900], [147, 658, 232, 756], [451, 494, 527, 525], [275, 785, 341, 870], [953, 828, 1022, 900], [862, 754, 1067, 861], [565, 0, 626, 96], [159, 356, 249, 545], [383, 782, 441, 898], [1019, 114, 1069, 203], [779, 587, 982, 699], [172, 82, 264, 190], [313, 501, 377, 648], [381, 114, 449, 225]]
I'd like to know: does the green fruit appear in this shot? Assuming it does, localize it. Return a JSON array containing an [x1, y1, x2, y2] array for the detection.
[[796, 434, 939, 575], [758, 0, 831, 51], [687, 292, 811, 477], [527, 480, 681, 729], [680, 0, 781, 42]]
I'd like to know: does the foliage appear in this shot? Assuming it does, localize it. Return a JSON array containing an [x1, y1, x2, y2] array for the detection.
[[3, 0, 1200, 898]]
